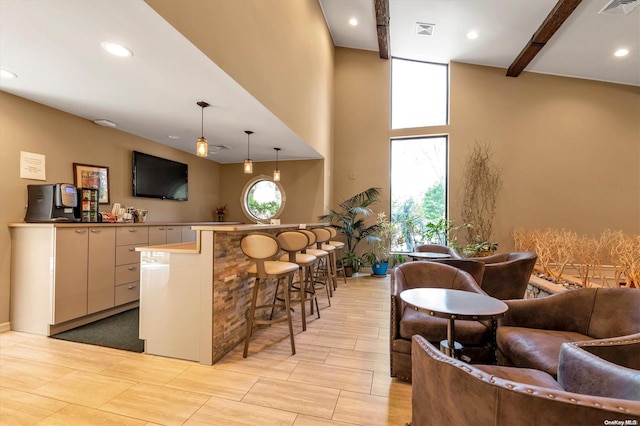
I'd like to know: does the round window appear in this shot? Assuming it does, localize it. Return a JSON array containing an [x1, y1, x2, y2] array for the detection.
[[241, 175, 286, 222]]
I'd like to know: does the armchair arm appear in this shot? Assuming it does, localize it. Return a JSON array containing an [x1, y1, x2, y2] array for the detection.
[[558, 340, 640, 401], [573, 333, 640, 370], [499, 289, 595, 334]]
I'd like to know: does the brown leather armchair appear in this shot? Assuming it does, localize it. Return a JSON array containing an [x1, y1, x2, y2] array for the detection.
[[475, 251, 537, 299], [410, 335, 640, 426], [497, 287, 640, 378], [390, 261, 494, 381], [414, 243, 461, 259]]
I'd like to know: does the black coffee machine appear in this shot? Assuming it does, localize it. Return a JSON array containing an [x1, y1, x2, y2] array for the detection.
[[24, 183, 81, 223]]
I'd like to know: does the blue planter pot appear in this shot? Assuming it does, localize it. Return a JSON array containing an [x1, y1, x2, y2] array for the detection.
[[371, 262, 389, 276]]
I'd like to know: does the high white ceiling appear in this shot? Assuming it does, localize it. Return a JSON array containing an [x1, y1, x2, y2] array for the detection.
[[1, 0, 638, 164], [322, 0, 640, 85]]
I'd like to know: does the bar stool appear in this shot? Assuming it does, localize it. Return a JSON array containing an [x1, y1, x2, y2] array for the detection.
[[327, 227, 347, 284], [312, 228, 338, 294], [299, 229, 332, 305], [275, 230, 319, 331], [240, 233, 299, 358]]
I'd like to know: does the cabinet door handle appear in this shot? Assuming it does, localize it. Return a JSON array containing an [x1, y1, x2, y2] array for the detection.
[[159, 227, 166, 230], [75, 229, 87, 234], [167, 227, 173, 230], [90, 229, 100, 233], [128, 286, 135, 289], [128, 266, 137, 271], [128, 229, 137, 233], [128, 247, 135, 252]]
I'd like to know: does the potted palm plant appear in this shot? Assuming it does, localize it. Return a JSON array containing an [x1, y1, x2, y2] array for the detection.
[[364, 213, 395, 276], [318, 187, 381, 276]]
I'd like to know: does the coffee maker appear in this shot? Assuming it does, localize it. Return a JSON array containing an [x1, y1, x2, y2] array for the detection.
[[24, 183, 80, 223]]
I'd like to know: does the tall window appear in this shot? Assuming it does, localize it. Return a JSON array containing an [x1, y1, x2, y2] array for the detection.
[[391, 58, 448, 129], [391, 136, 448, 252]]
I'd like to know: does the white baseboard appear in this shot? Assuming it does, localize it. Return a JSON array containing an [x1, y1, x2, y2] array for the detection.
[[0, 322, 11, 333]]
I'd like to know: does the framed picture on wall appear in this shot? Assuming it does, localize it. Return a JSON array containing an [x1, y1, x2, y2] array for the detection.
[[73, 163, 110, 204]]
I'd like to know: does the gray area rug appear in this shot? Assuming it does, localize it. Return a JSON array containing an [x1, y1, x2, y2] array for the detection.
[[51, 308, 144, 353]]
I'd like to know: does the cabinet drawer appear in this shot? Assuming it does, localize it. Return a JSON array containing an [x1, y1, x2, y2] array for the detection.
[[115, 282, 139, 305], [116, 263, 140, 285], [116, 244, 144, 266], [116, 227, 148, 246]]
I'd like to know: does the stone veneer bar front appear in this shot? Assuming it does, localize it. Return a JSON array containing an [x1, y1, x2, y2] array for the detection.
[[136, 223, 326, 365]]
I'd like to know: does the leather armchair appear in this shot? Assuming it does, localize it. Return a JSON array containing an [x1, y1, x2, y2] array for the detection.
[[414, 244, 461, 259], [428, 258, 485, 285], [497, 287, 640, 377], [410, 335, 640, 426], [475, 251, 537, 299], [390, 261, 493, 381]]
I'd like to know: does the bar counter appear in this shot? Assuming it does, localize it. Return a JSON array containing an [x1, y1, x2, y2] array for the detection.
[[136, 222, 326, 364]]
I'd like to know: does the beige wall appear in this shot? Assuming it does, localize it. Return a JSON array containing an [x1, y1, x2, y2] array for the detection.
[[0, 92, 223, 324], [333, 48, 391, 213], [145, 0, 335, 210], [333, 49, 640, 256], [219, 160, 325, 224], [1, 0, 336, 327]]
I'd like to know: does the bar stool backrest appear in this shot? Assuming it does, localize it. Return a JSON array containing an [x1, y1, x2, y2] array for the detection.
[[327, 227, 337, 239], [312, 228, 331, 248], [240, 233, 280, 278], [299, 229, 317, 249], [276, 231, 310, 262]]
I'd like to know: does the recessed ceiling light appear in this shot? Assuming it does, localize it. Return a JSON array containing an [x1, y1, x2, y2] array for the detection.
[[168, 135, 181, 140], [349, 18, 358, 26], [101, 42, 133, 57], [467, 31, 479, 40], [0, 69, 17, 78], [93, 119, 117, 127], [614, 48, 629, 57]]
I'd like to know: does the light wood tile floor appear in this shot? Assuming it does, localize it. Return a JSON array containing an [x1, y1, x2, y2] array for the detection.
[[0, 275, 412, 425]]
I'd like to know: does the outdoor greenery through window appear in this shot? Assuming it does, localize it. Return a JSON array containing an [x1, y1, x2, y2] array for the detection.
[[391, 136, 448, 252], [242, 177, 285, 222], [391, 58, 448, 129]]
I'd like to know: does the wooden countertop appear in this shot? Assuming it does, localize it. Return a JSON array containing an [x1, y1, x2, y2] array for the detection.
[[8, 221, 241, 228]]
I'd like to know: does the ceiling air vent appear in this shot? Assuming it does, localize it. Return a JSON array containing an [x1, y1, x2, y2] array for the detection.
[[212, 145, 231, 150], [416, 22, 435, 36], [599, 0, 640, 15]]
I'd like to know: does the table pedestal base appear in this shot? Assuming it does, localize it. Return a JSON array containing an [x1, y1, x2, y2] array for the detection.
[[439, 340, 463, 359]]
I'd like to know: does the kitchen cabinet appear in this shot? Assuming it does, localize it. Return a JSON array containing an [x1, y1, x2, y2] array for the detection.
[[53, 228, 89, 323], [54, 227, 116, 322], [149, 225, 182, 245], [87, 227, 116, 314], [9, 222, 203, 336]]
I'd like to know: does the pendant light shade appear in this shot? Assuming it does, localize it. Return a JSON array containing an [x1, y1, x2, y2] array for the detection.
[[273, 148, 281, 181], [244, 130, 253, 174], [196, 101, 210, 157]]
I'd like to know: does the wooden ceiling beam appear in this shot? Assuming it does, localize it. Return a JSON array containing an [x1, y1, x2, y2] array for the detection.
[[507, 0, 583, 77], [375, 0, 390, 60]]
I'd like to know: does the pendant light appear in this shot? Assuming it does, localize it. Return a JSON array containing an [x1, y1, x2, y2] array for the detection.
[[273, 148, 281, 181], [244, 130, 254, 173], [196, 101, 210, 157]]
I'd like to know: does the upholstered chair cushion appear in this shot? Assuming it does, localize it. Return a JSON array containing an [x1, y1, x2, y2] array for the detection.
[[497, 326, 591, 377]]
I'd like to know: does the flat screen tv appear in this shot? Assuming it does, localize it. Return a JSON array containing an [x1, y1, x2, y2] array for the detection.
[[132, 151, 188, 201]]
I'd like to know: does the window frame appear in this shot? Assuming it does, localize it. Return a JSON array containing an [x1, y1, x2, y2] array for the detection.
[[390, 57, 450, 130], [240, 175, 286, 223]]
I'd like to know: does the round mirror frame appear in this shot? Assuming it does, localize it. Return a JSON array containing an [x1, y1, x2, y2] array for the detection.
[[240, 174, 286, 223]]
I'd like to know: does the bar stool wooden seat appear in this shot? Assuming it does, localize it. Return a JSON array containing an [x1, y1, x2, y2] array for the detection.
[[327, 227, 346, 284], [276, 230, 319, 331], [240, 233, 299, 358], [299, 229, 332, 305], [312, 227, 338, 293]]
